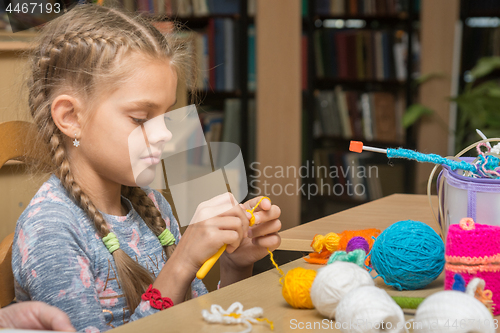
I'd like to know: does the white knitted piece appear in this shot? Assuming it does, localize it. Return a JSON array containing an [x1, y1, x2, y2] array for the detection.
[[466, 277, 486, 297], [491, 143, 500, 155], [202, 302, 265, 333]]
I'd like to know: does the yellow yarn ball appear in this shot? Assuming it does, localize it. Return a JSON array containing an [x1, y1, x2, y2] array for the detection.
[[282, 267, 317, 309], [311, 232, 341, 253]]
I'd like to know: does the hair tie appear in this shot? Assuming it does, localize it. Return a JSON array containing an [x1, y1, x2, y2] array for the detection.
[[158, 228, 175, 247], [103, 232, 120, 253]]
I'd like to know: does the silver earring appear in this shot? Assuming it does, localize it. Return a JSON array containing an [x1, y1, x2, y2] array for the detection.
[[73, 134, 80, 148]]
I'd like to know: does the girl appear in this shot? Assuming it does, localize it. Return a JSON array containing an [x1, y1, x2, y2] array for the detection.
[[12, 3, 282, 332]]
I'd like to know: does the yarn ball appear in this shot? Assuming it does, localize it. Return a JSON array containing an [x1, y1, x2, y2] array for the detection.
[[282, 267, 317, 309], [336, 286, 405, 333], [371, 220, 445, 290], [414, 290, 495, 333], [346, 236, 370, 253], [311, 232, 341, 253], [310, 261, 374, 319], [339, 228, 381, 251]]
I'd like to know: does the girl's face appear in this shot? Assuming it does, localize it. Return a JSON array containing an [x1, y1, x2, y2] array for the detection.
[[78, 56, 177, 188]]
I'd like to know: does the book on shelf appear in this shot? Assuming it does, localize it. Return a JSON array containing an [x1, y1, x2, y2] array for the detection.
[[213, 18, 225, 91], [314, 0, 418, 16], [314, 90, 342, 137], [248, 24, 256, 91], [334, 85, 353, 139], [186, 20, 255, 92], [311, 28, 419, 81], [313, 86, 405, 144], [188, 99, 255, 167], [342, 152, 367, 201], [130, 0, 256, 17]]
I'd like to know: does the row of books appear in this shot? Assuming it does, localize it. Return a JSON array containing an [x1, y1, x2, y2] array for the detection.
[[311, 149, 405, 201], [462, 26, 500, 75], [188, 98, 256, 166], [189, 20, 256, 92], [123, 0, 255, 17], [314, 0, 419, 16], [312, 29, 420, 81], [313, 87, 405, 143]]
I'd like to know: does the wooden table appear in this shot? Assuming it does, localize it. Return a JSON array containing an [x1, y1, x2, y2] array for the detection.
[[112, 194, 499, 333], [279, 194, 441, 251]]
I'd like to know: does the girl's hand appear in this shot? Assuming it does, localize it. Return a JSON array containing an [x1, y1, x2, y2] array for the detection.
[[221, 196, 282, 270], [173, 193, 250, 276]]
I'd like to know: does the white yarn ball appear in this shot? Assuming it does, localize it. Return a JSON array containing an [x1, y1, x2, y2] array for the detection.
[[414, 290, 495, 333], [310, 261, 374, 319], [336, 286, 405, 333]]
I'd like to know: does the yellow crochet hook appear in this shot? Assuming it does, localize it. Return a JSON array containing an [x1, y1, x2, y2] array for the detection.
[[196, 197, 270, 280]]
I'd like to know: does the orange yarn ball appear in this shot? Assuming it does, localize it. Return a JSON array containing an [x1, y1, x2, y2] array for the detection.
[[282, 267, 317, 309]]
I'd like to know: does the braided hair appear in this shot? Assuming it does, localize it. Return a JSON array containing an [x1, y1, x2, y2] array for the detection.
[[24, 3, 196, 311]]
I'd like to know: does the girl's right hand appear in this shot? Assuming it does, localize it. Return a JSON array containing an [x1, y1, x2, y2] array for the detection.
[[174, 192, 251, 275]]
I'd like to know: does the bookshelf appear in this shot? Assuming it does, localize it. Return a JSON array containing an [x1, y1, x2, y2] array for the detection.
[[144, 1, 256, 176], [301, 0, 421, 222], [456, 0, 500, 148]]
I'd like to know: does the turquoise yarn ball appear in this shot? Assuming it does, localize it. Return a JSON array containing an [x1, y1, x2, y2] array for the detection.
[[370, 220, 445, 291]]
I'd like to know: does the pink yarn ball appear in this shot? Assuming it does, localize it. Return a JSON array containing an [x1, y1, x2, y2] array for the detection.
[[346, 236, 369, 253]]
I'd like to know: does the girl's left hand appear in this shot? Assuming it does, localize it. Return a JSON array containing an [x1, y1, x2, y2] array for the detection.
[[220, 196, 281, 269]]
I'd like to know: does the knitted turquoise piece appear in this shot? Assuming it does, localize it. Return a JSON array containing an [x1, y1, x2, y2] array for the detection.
[[102, 232, 120, 253], [369, 220, 445, 291], [327, 249, 366, 268], [386, 148, 476, 172], [158, 228, 176, 246]]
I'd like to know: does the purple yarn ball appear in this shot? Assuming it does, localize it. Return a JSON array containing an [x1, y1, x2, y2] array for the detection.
[[346, 236, 369, 253]]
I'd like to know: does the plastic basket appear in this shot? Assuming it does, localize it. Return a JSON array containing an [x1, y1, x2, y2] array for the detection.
[[437, 156, 500, 230], [428, 138, 500, 239]]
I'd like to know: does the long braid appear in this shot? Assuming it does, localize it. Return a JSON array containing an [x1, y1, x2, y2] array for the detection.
[[52, 131, 155, 311], [121, 186, 176, 255], [26, 3, 198, 311], [121, 186, 192, 300]]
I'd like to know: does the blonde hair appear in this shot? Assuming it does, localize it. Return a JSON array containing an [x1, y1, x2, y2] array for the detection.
[[24, 3, 196, 312]]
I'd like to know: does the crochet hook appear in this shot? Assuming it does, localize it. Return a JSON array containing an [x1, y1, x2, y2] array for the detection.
[[196, 197, 270, 280], [349, 141, 476, 172]]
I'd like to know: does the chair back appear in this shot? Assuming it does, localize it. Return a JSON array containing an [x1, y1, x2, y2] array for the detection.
[[0, 121, 52, 307]]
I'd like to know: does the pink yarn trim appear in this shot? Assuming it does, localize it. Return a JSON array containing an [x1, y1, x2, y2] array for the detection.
[[445, 263, 500, 274], [445, 253, 500, 265]]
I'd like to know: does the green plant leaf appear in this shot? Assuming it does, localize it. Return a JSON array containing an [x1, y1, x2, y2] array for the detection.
[[402, 104, 434, 128], [413, 72, 445, 86], [470, 56, 500, 81]]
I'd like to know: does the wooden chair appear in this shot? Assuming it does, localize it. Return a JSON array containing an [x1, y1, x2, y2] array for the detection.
[[0, 121, 52, 308]]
